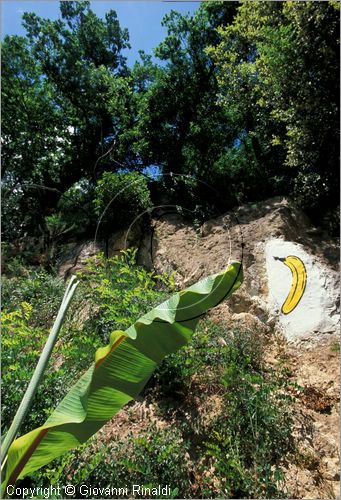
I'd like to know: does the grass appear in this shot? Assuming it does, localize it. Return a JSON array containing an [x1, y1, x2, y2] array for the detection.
[[330, 341, 340, 353]]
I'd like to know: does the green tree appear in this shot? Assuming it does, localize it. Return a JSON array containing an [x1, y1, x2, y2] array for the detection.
[[22, 0, 131, 183], [93, 171, 152, 238], [1, 35, 69, 239], [2, 1, 133, 239], [209, 1, 340, 222], [131, 4, 240, 205]]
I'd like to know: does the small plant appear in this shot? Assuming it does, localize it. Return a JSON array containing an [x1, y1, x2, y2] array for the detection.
[[2, 270, 65, 326], [200, 330, 294, 498], [82, 425, 192, 499], [40, 214, 76, 266], [43, 214, 75, 241], [81, 249, 175, 341], [150, 320, 234, 398], [330, 341, 340, 353]]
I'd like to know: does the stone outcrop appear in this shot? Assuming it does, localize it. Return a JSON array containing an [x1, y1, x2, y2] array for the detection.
[[137, 197, 339, 343], [57, 196, 339, 343], [55, 195, 339, 497]]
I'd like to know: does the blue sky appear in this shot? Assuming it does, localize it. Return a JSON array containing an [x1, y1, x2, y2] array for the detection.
[[1, 1, 200, 65]]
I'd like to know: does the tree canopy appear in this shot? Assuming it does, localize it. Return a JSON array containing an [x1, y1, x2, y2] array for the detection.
[[209, 1, 340, 218], [2, 1, 339, 240]]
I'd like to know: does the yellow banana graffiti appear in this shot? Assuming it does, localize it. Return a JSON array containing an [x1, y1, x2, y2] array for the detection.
[[274, 255, 307, 314]]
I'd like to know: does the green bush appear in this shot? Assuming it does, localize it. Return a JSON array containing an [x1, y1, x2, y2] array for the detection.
[[80, 248, 175, 341], [150, 320, 233, 398], [1, 302, 72, 435], [293, 171, 330, 212], [1, 303, 43, 434], [57, 179, 97, 236], [150, 326, 295, 498], [1, 270, 64, 327], [79, 425, 192, 499], [201, 330, 294, 498], [93, 171, 152, 237]]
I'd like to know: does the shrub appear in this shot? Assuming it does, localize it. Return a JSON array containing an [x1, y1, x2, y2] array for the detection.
[[201, 330, 294, 498], [80, 249, 175, 341], [150, 326, 295, 498], [57, 179, 97, 236], [81, 425, 192, 499], [293, 171, 330, 213], [1, 270, 64, 327], [150, 320, 233, 398], [1, 302, 68, 435], [93, 171, 152, 237]]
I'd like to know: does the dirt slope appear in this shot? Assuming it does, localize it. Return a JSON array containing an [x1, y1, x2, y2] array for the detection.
[[59, 196, 340, 498], [137, 196, 340, 498]]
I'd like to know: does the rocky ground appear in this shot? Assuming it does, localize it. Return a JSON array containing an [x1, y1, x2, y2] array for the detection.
[[58, 196, 340, 498], [285, 337, 339, 498], [140, 197, 340, 498]]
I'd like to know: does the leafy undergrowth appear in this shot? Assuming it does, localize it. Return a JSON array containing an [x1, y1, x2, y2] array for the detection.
[[1, 250, 172, 435], [2, 250, 297, 498]]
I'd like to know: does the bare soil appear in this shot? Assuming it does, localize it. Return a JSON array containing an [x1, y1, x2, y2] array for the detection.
[[284, 337, 340, 499]]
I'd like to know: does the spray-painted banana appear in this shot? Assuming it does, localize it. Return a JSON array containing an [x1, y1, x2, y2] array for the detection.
[[274, 255, 307, 314]]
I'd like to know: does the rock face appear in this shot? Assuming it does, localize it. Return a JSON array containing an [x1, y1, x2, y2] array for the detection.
[[57, 224, 143, 278], [141, 196, 339, 498], [58, 241, 102, 278], [265, 239, 339, 341], [138, 196, 339, 343], [57, 196, 339, 343], [55, 196, 339, 497]]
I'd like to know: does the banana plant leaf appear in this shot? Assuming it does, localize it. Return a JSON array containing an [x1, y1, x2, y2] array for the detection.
[[1, 261, 242, 491]]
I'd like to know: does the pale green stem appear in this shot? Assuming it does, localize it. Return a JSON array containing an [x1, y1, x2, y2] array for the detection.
[[1, 276, 79, 464]]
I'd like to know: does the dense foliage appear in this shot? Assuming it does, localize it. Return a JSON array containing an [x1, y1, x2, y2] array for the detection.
[[208, 1, 340, 223], [2, 1, 339, 241], [93, 172, 152, 237], [2, 249, 296, 497], [1, 250, 173, 436]]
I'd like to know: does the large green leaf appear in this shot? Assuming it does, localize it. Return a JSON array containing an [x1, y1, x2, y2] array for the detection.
[[1, 262, 242, 491]]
